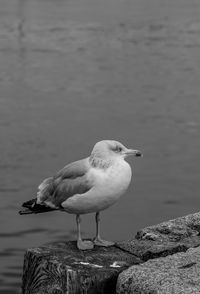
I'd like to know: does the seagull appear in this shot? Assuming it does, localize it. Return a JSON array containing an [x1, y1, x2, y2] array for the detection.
[[19, 140, 142, 250]]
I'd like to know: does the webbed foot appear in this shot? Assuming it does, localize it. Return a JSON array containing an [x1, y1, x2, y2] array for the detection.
[[93, 237, 115, 247], [77, 240, 94, 250]]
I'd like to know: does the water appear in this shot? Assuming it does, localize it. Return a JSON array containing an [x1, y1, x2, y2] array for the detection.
[[1, 0, 200, 292]]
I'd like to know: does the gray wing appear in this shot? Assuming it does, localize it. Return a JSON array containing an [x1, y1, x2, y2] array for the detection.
[[37, 158, 93, 208]]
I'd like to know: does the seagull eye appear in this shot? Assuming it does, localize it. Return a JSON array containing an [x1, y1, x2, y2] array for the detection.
[[116, 146, 122, 152]]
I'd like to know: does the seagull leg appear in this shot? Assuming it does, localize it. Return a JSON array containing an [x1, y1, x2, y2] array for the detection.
[[93, 212, 115, 247], [76, 214, 94, 250]]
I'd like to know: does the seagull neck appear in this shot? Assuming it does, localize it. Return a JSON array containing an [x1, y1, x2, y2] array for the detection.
[[89, 155, 112, 170]]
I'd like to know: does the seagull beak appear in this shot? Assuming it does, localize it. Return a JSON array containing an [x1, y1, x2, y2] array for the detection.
[[124, 149, 142, 157]]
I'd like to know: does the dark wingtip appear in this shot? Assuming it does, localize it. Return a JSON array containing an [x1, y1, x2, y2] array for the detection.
[[22, 198, 37, 208], [19, 209, 33, 215]]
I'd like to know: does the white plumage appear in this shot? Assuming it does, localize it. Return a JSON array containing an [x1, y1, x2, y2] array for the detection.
[[62, 158, 132, 214], [20, 140, 142, 250]]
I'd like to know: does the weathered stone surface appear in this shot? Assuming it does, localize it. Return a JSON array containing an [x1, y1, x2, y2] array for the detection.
[[117, 246, 200, 294], [22, 241, 141, 294], [135, 212, 200, 242], [116, 212, 200, 261], [116, 238, 189, 261], [22, 213, 200, 293]]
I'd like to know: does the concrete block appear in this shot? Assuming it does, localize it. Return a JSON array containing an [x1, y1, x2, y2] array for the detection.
[[117, 246, 200, 294], [117, 212, 200, 261]]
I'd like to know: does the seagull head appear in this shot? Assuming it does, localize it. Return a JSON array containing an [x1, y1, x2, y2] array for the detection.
[[91, 140, 142, 162]]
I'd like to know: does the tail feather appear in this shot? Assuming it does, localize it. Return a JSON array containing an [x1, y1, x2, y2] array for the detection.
[[19, 198, 56, 215], [19, 176, 56, 215]]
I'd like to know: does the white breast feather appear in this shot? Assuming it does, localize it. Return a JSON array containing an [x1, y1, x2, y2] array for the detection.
[[62, 159, 132, 214]]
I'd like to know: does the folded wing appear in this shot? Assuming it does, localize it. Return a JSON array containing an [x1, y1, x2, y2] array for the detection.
[[37, 158, 93, 209]]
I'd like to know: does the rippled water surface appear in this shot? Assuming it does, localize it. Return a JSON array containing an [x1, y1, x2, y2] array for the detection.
[[1, 0, 200, 292]]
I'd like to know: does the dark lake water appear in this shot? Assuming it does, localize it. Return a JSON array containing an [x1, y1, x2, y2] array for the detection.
[[1, 0, 200, 292]]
